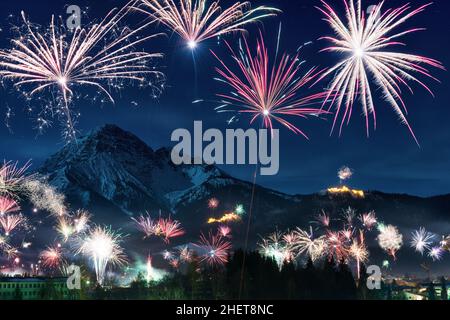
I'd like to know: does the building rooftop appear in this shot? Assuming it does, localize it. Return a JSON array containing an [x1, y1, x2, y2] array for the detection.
[[0, 277, 67, 283]]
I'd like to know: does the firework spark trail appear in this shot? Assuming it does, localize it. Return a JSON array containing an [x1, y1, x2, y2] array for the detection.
[[0, 161, 30, 198], [145, 255, 153, 282], [213, 33, 330, 138], [377, 224, 403, 259], [136, 0, 279, 48], [410, 227, 434, 255], [40, 245, 64, 269], [316, 0, 445, 144], [76, 226, 127, 286], [23, 178, 67, 216], [349, 231, 368, 279], [0, 2, 164, 140], [0, 214, 25, 236], [0, 196, 20, 215], [195, 231, 232, 267]]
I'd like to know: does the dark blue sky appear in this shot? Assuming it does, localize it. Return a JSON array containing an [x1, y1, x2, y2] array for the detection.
[[0, 0, 449, 196]]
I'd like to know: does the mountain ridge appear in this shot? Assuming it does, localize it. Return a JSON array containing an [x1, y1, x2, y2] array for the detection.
[[36, 124, 450, 235]]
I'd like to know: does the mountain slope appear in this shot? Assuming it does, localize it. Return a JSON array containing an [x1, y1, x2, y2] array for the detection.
[[37, 125, 450, 236], [32, 124, 450, 275]]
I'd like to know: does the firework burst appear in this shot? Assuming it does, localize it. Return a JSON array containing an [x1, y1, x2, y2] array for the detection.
[[259, 231, 294, 269], [73, 210, 91, 234], [234, 204, 245, 216], [316, 0, 444, 144], [0, 196, 20, 216], [0, 235, 12, 252], [325, 230, 349, 261], [377, 224, 403, 259], [359, 211, 377, 230], [338, 166, 353, 182], [156, 216, 185, 243], [0, 161, 30, 198], [76, 226, 127, 286], [0, 4, 164, 140], [208, 197, 219, 209], [441, 236, 450, 251], [315, 211, 330, 228], [218, 225, 232, 238], [213, 34, 329, 137], [0, 214, 25, 236], [428, 246, 444, 261], [292, 228, 327, 262], [349, 232, 368, 279], [178, 246, 194, 263], [132, 214, 158, 238], [162, 250, 174, 261], [410, 227, 434, 255], [342, 207, 356, 227], [40, 245, 64, 269], [136, 0, 279, 49], [195, 231, 232, 267], [56, 216, 74, 242]]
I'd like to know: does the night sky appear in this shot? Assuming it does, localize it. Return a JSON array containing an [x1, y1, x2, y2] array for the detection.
[[0, 0, 449, 196]]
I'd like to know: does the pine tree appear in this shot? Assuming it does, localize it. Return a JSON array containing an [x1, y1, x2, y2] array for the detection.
[[440, 277, 448, 300], [427, 283, 436, 300]]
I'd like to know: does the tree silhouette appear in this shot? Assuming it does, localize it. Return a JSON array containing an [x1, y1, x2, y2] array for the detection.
[[440, 277, 448, 301]]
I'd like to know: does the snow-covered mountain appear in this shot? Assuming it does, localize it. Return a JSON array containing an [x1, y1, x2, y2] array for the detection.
[[37, 125, 450, 238], [38, 124, 246, 215], [33, 125, 450, 273]]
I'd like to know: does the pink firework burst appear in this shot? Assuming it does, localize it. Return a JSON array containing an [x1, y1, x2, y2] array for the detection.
[[359, 211, 377, 230], [132, 214, 158, 239], [316, 0, 445, 144], [156, 217, 185, 243], [212, 33, 329, 138], [315, 211, 331, 228], [169, 258, 180, 269], [0, 214, 25, 236], [326, 230, 349, 261], [195, 231, 232, 267], [178, 246, 194, 263], [218, 225, 232, 238], [40, 246, 63, 269], [208, 197, 219, 209], [0, 196, 20, 216]]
